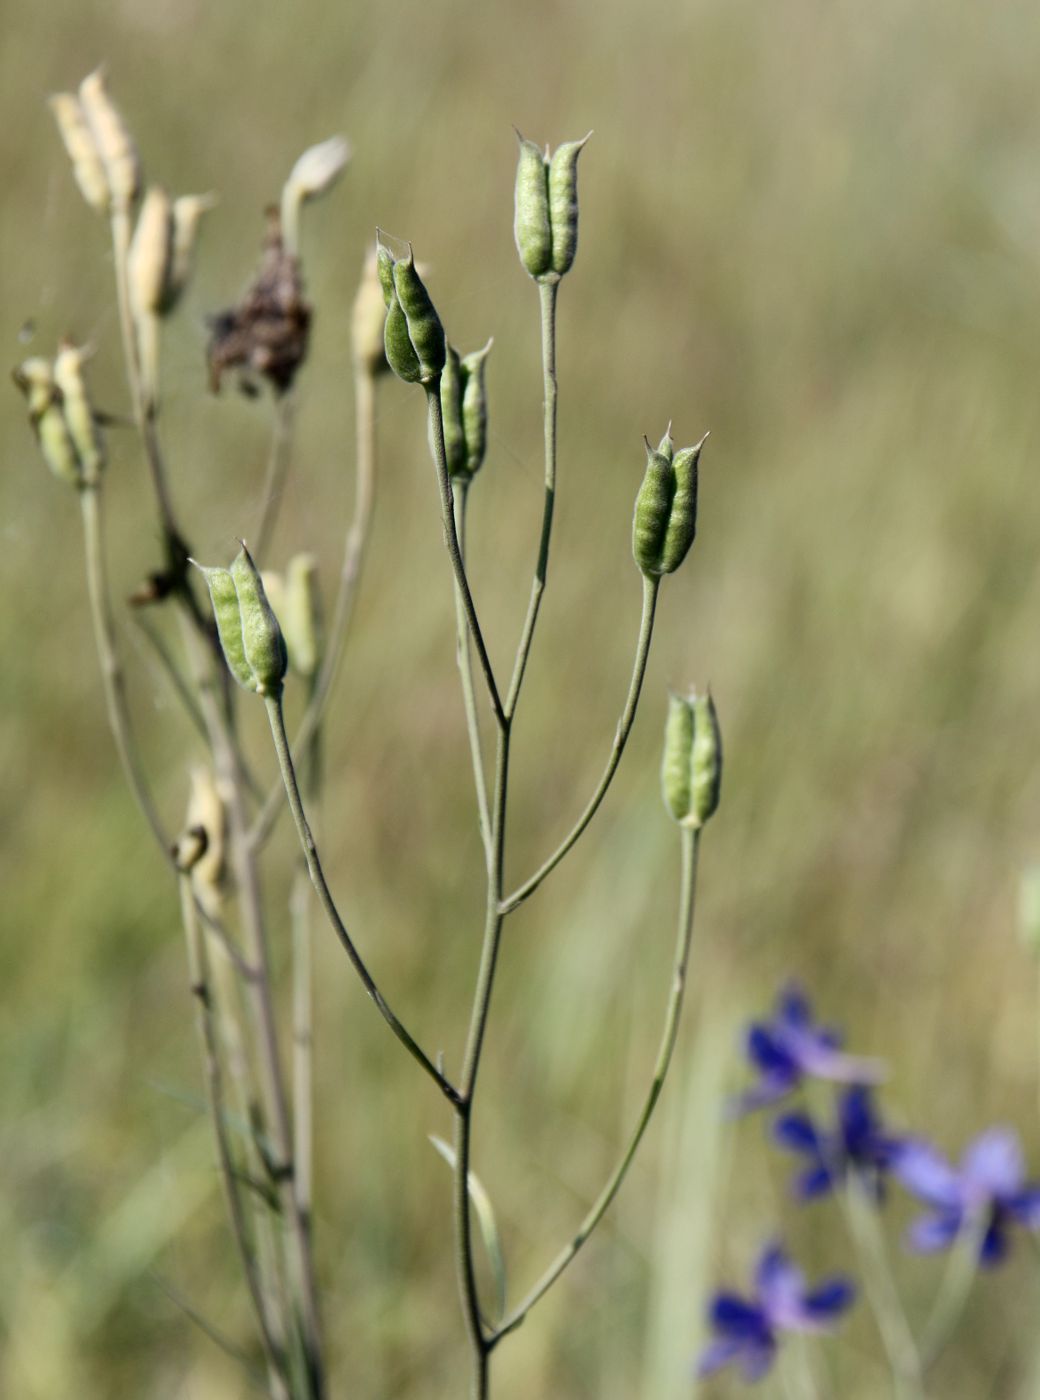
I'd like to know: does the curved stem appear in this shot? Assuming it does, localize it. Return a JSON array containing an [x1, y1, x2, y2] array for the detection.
[[425, 384, 504, 730], [504, 277, 558, 720], [264, 692, 460, 1106], [500, 574, 660, 914], [491, 826, 700, 1346], [452, 482, 492, 856], [250, 365, 378, 850], [79, 483, 169, 851], [254, 391, 297, 565]]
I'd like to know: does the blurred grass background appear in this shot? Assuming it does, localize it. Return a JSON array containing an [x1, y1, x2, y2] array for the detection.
[[5, 0, 1040, 1395]]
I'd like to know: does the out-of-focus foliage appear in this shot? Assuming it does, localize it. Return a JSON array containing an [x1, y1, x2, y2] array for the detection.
[[5, 0, 1040, 1395]]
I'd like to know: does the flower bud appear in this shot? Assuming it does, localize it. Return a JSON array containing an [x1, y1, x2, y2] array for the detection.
[[13, 357, 81, 488], [49, 92, 109, 213], [513, 131, 591, 282], [129, 186, 174, 319], [78, 68, 140, 210], [352, 250, 389, 375], [632, 429, 706, 578], [661, 689, 722, 829], [230, 544, 288, 695], [54, 342, 105, 485]]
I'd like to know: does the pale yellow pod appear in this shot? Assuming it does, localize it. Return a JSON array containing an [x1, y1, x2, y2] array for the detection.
[[129, 186, 174, 318], [284, 553, 323, 679], [78, 68, 140, 209], [185, 765, 227, 916], [49, 93, 109, 213], [352, 249, 388, 374], [54, 343, 105, 485], [165, 193, 217, 311]]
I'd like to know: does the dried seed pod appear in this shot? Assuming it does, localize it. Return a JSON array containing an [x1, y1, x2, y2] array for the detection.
[[547, 133, 591, 276], [54, 342, 105, 485], [513, 134, 552, 279], [78, 68, 140, 210], [164, 193, 217, 312], [13, 357, 81, 488], [230, 543, 287, 695], [661, 689, 722, 829], [129, 186, 174, 319], [352, 250, 389, 375], [49, 92, 109, 213], [184, 765, 227, 915], [632, 429, 706, 577], [281, 135, 351, 253]]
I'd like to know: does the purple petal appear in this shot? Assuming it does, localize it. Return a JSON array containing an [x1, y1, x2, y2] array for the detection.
[[730, 1074, 799, 1117], [748, 1025, 798, 1077], [795, 1164, 836, 1200], [891, 1141, 961, 1209], [906, 1210, 961, 1254], [1006, 1187, 1040, 1228], [740, 1341, 777, 1382], [979, 1214, 1009, 1268], [755, 1244, 805, 1322], [710, 1293, 768, 1339], [773, 1112, 823, 1156], [783, 1030, 885, 1085], [961, 1128, 1025, 1200], [777, 983, 812, 1027], [801, 1278, 856, 1324], [839, 1085, 878, 1149], [696, 1337, 745, 1378]]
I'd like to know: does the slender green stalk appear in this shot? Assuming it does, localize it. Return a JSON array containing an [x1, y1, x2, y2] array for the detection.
[[918, 1219, 984, 1373], [264, 692, 461, 1106], [254, 392, 298, 564], [79, 483, 168, 851], [492, 827, 700, 1345], [178, 872, 288, 1394], [499, 573, 660, 914], [250, 365, 379, 850], [452, 481, 492, 855], [504, 277, 559, 719], [425, 385, 505, 730]]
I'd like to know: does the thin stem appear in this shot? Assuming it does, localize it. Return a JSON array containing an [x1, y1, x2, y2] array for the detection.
[[291, 673, 322, 1239], [187, 629, 324, 1398], [264, 692, 460, 1106], [918, 1219, 984, 1373], [425, 385, 505, 730], [454, 724, 511, 1398], [178, 873, 287, 1391], [132, 611, 210, 744], [79, 483, 169, 851], [504, 277, 559, 719], [250, 365, 378, 850], [254, 392, 297, 565], [452, 481, 492, 855], [492, 826, 700, 1345], [500, 574, 660, 914]]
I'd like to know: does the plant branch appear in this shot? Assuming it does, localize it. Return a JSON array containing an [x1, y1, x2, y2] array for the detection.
[[452, 481, 492, 856], [254, 391, 297, 565]]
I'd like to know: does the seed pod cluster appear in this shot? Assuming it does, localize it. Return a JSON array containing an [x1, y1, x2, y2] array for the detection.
[[377, 241, 446, 386], [194, 544, 287, 696], [440, 340, 493, 481], [513, 132, 591, 282], [13, 345, 106, 488], [50, 69, 141, 215], [632, 428, 707, 578], [661, 689, 722, 829]]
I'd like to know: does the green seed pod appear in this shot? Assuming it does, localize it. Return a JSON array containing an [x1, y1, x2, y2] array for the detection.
[[283, 552, 323, 679], [230, 544, 288, 695], [377, 245, 422, 383], [49, 92, 109, 213], [54, 343, 105, 485], [194, 563, 257, 692], [376, 244, 396, 306], [632, 430, 707, 577], [440, 346, 466, 477], [460, 339, 492, 477], [13, 357, 81, 488], [392, 250, 446, 383], [661, 689, 722, 829], [547, 133, 591, 276], [1020, 864, 1040, 957], [514, 134, 552, 280]]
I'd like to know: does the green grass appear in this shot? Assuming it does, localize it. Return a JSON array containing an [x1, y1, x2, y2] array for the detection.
[[6, 0, 1040, 1394]]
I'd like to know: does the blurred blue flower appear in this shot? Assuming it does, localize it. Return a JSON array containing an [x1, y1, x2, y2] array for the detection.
[[697, 1242, 855, 1383], [733, 985, 884, 1114], [774, 1085, 903, 1200], [893, 1127, 1040, 1266]]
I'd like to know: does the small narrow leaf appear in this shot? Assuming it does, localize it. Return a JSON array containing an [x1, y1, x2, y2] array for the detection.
[[429, 1134, 507, 1325]]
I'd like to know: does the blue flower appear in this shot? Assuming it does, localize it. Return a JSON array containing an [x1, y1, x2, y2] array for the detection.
[[733, 984, 884, 1114], [697, 1243, 855, 1383], [892, 1126, 1040, 1266], [774, 1086, 903, 1201]]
